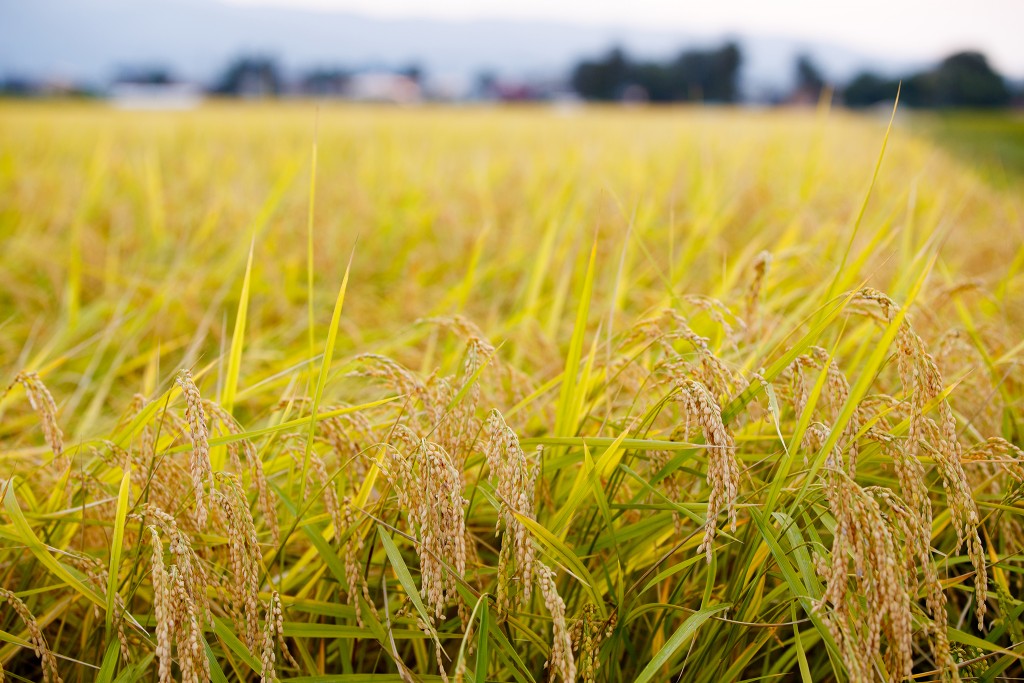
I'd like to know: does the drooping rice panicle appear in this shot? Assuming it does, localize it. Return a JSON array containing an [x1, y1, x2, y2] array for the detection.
[[8, 372, 64, 469], [536, 562, 576, 683], [176, 369, 212, 528], [485, 409, 539, 616], [0, 588, 62, 683], [674, 379, 740, 562]]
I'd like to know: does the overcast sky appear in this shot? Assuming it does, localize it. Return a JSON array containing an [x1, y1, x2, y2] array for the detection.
[[225, 0, 1024, 77]]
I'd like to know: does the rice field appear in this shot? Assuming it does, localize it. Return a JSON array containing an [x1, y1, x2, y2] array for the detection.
[[0, 100, 1022, 682]]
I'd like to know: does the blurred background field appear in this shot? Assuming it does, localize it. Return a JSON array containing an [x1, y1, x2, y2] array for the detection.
[[923, 112, 1024, 182], [1, 102, 1022, 420]]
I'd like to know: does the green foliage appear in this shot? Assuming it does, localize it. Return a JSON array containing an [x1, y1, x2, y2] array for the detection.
[[921, 111, 1024, 183]]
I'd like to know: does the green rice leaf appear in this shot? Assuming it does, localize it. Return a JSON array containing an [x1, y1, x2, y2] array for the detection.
[[632, 603, 730, 683]]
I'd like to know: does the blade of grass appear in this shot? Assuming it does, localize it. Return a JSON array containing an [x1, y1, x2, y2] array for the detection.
[[549, 426, 630, 537], [220, 238, 255, 415], [212, 617, 262, 671], [554, 240, 597, 438], [511, 510, 606, 617], [307, 115, 319, 366], [822, 83, 901, 306], [206, 640, 231, 683], [112, 654, 155, 683], [104, 467, 130, 636], [451, 593, 490, 682], [376, 525, 443, 653], [474, 596, 490, 683], [66, 140, 108, 329], [792, 603, 814, 683], [300, 249, 354, 500], [3, 479, 105, 609], [632, 603, 731, 683], [749, 510, 843, 672], [96, 638, 120, 683]]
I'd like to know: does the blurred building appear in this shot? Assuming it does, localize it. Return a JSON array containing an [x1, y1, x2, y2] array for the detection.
[[296, 69, 350, 97], [344, 72, 422, 104], [109, 67, 202, 109], [109, 82, 201, 109]]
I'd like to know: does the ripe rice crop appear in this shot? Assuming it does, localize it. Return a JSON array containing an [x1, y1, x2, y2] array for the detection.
[[0, 101, 1022, 682]]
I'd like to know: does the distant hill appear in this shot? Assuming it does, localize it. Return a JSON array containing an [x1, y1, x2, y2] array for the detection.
[[0, 0, 919, 95]]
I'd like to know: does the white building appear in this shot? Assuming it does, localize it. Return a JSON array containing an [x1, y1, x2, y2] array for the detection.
[[344, 72, 421, 104]]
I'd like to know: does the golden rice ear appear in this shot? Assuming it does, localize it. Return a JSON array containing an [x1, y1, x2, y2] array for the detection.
[[852, 287, 988, 628], [569, 603, 616, 683], [175, 369, 212, 529], [0, 588, 62, 683], [379, 427, 468, 635], [213, 471, 262, 650], [745, 249, 772, 323], [815, 476, 915, 681], [536, 562, 576, 683], [485, 409, 539, 616], [204, 400, 280, 546], [674, 379, 739, 563], [964, 437, 1024, 486], [138, 507, 212, 683], [9, 372, 64, 470], [419, 439, 468, 620], [340, 498, 379, 628], [260, 590, 298, 683], [147, 527, 172, 683]]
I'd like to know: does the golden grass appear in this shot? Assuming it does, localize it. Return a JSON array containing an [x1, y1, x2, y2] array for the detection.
[[0, 101, 1022, 682]]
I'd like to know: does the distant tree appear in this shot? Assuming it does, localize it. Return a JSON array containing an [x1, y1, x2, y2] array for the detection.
[[571, 47, 630, 101], [707, 42, 742, 102], [843, 50, 1009, 109], [899, 71, 938, 107], [570, 43, 741, 103], [115, 66, 176, 85], [843, 72, 899, 107], [668, 42, 742, 102], [794, 54, 825, 101], [631, 62, 672, 102], [215, 56, 282, 97], [670, 50, 707, 101], [0, 76, 37, 96], [932, 51, 1010, 107]]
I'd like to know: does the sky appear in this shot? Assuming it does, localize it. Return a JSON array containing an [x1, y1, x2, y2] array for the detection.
[[224, 0, 1024, 77]]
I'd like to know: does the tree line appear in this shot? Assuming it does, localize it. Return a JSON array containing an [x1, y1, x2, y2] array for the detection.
[[571, 44, 742, 103], [845, 52, 1011, 108], [4, 44, 1016, 107], [570, 44, 1017, 108]]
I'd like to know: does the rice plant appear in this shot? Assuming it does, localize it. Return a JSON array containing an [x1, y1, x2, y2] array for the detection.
[[0, 101, 1021, 682]]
